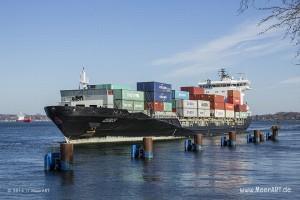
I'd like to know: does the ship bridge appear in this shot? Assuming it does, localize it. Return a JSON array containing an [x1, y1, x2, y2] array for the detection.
[[198, 69, 251, 105]]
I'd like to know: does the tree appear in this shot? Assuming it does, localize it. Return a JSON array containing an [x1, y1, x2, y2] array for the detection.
[[239, 0, 300, 57]]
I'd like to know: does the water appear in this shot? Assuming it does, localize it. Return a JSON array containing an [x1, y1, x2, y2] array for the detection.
[[0, 121, 299, 199]]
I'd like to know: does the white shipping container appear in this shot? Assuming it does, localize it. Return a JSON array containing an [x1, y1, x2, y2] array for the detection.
[[235, 112, 240, 118], [211, 109, 225, 118], [86, 94, 114, 105], [197, 109, 210, 117], [176, 100, 198, 109], [177, 108, 197, 117], [197, 100, 210, 110], [225, 110, 235, 118], [240, 112, 248, 119]]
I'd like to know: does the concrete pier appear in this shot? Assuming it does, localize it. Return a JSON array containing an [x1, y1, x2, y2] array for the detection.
[[143, 137, 153, 159], [60, 143, 74, 171]]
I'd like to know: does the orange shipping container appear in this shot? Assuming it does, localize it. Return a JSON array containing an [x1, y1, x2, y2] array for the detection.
[[198, 94, 224, 103], [210, 102, 225, 110], [180, 87, 204, 95], [145, 102, 164, 111], [227, 90, 241, 98], [234, 104, 248, 112], [225, 103, 234, 110], [227, 97, 240, 105]]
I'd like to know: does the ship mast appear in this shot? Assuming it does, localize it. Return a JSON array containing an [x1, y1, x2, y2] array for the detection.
[[79, 67, 89, 89]]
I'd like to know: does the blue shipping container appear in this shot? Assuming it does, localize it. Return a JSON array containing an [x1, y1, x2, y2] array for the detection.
[[172, 90, 189, 100], [137, 82, 172, 93], [144, 91, 172, 102]]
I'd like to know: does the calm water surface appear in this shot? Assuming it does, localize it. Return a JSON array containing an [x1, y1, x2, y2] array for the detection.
[[0, 121, 299, 199]]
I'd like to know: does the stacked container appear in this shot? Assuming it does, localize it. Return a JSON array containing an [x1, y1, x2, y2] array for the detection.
[[225, 103, 234, 118], [171, 90, 189, 112], [113, 89, 145, 111], [227, 90, 240, 105], [137, 82, 172, 112], [180, 86, 205, 99], [234, 104, 248, 118], [176, 100, 198, 117], [197, 100, 210, 117]]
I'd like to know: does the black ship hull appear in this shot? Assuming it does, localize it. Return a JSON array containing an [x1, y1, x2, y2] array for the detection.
[[45, 106, 251, 140]]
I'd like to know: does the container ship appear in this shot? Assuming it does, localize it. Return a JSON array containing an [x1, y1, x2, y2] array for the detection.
[[45, 68, 251, 143]]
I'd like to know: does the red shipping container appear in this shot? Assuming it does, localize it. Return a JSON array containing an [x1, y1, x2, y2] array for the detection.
[[180, 86, 204, 95], [145, 102, 164, 111], [227, 96, 240, 105], [200, 94, 224, 103], [227, 90, 240, 98], [234, 104, 248, 112], [224, 103, 234, 110], [172, 108, 176, 112], [210, 102, 225, 110]]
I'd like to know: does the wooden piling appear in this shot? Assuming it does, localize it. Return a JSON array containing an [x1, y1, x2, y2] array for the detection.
[[259, 131, 265, 142], [228, 131, 236, 147], [60, 143, 73, 170], [254, 130, 260, 143], [193, 134, 203, 151], [143, 137, 153, 159], [271, 126, 279, 141]]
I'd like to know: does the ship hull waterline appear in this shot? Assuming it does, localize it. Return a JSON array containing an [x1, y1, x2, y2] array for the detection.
[[45, 106, 251, 142]]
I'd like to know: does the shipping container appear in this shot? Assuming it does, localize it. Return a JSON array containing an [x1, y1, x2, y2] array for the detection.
[[180, 86, 204, 95], [171, 90, 189, 100], [227, 96, 240, 105], [91, 84, 132, 90], [224, 103, 234, 110], [197, 100, 210, 110], [191, 94, 224, 103], [210, 102, 225, 110], [85, 94, 114, 105], [235, 112, 240, 118], [176, 108, 197, 117], [137, 82, 172, 93], [145, 102, 164, 112], [197, 109, 210, 117], [210, 109, 225, 118], [113, 89, 144, 101], [133, 101, 145, 111], [172, 99, 176, 109], [240, 112, 248, 119], [144, 91, 172, 102], [234, 104, 248, 112], [176, 100, 198, 109], [225, 110, 235, 118], [163, 102, 172, 112], [114, 100, 134, 110], [227, 90, 241, 98]]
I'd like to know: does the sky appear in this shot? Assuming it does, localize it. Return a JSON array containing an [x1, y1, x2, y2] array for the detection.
[[0, 0, 299, 115]]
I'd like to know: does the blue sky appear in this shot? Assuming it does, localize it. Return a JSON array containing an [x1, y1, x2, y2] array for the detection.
[[0, 0, 299, 114]]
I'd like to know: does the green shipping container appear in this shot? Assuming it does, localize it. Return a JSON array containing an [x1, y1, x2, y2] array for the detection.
[[172, 99, 176, 109], [114, 100, 134, 110], [133, 101, 145, 111], [95, 84, 131, 90], [163, 102, 172, 112], [113, 89, 144, 101]]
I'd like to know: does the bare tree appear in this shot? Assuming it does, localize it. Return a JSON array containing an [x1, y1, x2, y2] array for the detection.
[[239, 0, 300, 57]]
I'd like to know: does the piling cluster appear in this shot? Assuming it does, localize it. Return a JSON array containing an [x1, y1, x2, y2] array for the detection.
[[184, 134, 203, 152], [44, 143, 73, 171], [220, 131, 237, 147], [131, 137, 154, 159], [246, 126, 279, 144]]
